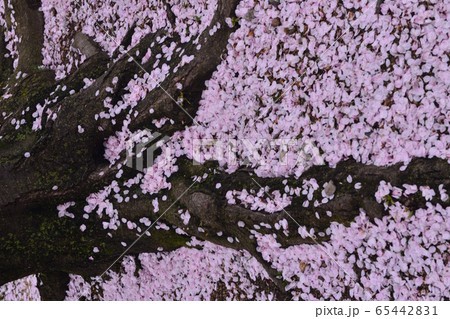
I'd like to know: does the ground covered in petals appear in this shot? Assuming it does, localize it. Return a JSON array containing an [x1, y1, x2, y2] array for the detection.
[[1, 0, 449, 300]]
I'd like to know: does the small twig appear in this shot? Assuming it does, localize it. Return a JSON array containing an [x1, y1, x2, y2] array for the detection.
[[376, 0, 384, 14], [111, 21, 137, 60], [161, 0, 177, 27]]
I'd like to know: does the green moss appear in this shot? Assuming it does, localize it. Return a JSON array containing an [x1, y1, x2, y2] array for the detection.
[[231, 16, 241, 27], [383, 195, 395, 206], [151, 230, 188, 249], [0, 212, 95, 270]]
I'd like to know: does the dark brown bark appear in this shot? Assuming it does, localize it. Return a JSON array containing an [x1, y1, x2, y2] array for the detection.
[[0, 0, 243, 295], [0, 0, 449, 300], [161, 0, 176, 27], [0, 26, 13, 83], [0, 0, 240, 208], [11, 0, 45, 73], [376, 0, 384, 14], [37, 271, 71, 301]]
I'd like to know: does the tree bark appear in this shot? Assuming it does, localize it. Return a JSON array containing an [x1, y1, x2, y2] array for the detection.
[[11, 0, 45, 73], [0, 0, 449, 300], [0, 25, 13, 83], [37, 271, 70, 301]]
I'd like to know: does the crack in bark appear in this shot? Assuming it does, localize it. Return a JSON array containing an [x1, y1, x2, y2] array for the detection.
[[0, 0, 449, 299]]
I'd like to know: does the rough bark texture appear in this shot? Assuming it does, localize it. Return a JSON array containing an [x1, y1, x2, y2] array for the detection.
[[0, 25, 13, 82], [11, 0, 45, 73], [0, 0, 449, 300]]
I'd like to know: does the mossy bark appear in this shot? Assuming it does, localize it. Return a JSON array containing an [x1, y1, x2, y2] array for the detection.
[[0, 0, 449, 300]]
